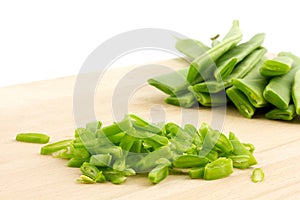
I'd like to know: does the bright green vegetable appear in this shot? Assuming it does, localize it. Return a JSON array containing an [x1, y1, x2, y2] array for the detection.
[[292, 69, 300, 115], [189, 167, 205, 179], [229, 155, 250, 169], [226, 87, 256, 118], [260, 56, 293, 76], [80, 162, 106, 183], [165, 92, 197, 108], [265, 104, 296, 120], [232, 60, 269, 108], [173, 155, 209, 168], [175, 38, 209, 60], [89, 154, 112, 167], [203, 157, 233, 180], [190, 47, 266, 94], [187, 20, 243, 84], [263, 56, 300, 109], [214, 33, 265, 81], [40, 139, 73, 155], [16, 133, 50, 144], [188, 87, 227, 106], [148, 163, 169, 184], [251, 168, 264, 183]]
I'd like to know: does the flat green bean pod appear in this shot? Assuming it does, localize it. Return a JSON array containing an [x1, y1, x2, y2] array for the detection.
[[292, 69, 300, 115], [175, 38, 209, 60], [265, 104, 296, 120], [165, 92, 197, 108], [260, 56, 293, 76], [226, 87, 256, 118]]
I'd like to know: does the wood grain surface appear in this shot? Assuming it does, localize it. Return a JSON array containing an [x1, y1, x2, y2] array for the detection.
[[1, 58, 300, 200]]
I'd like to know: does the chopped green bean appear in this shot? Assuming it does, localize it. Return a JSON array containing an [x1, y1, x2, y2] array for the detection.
[[89, 154, 112, 167], [189, 167, 205, 179], [265, 104, 296, 120], [189, 87, 227, 107], [173, 155, 209, 168], [148, 163, 169, 184], [203, 157, 233, 180], [229, 155, 251, 169], [80, 162, 106, 183], [16, 133, 50, 144], [67, 158, 89, 168], [40, 139, 73, 155], [251, 168, 264, 183]]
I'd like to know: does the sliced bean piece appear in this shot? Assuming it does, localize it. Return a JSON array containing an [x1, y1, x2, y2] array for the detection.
[[265, 104, 296, 120], [251, 168, 264, 183], [203, 157, 233, 180], [40, 139, 73, 155], [189, 87, 227, 106], [148, 164, 169, 184], [16, 133, 50, 144], [189, 167, 205, 179]]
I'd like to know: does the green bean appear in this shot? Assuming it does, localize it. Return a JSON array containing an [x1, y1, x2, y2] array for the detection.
[[80, 162, 106, 183], [189, 167, 205, 179], [228, 155, 250, 169], [229, 132, 257, 166], [226, 87, 256, 118], [148, 163, 169, 184], [187, 20, 242, 84], [292, 69, 300, 115], [265, 104, 296, 120], [40, 139, 73, 155], [203, 157, 233, 180], [260, 56, 293, 76], [198, 148, 218, 162], [242, 143, 255, 153], [263, 61, 299, 109], [232, 60, 269, 108], [129, 114, 162, 133], [175, 38, 209, 60], [165, 92, 197, 108], [67, 158, 89, 167], [189, 86, 227, 106], [173, 155, 209, 168], [214, 33, 265, 81], [251, 168, 264, 183], [148, 69, 189, 96], [89, 154, 112, 167], [16, 133, 50, 144], [77, 175, 96, 184], [190, 48, 266, 94], [85, 121, 102, 133], [102, 170, 127, 184]]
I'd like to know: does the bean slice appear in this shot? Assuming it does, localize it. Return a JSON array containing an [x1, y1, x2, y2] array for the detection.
[[292, 69, 300, 115], [16, 133, 50, 144]]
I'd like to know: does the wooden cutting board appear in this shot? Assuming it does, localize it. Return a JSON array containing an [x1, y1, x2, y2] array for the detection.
[[1, 58, 300, 200]]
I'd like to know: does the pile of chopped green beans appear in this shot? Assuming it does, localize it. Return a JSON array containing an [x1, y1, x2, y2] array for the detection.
[[148, 20, 300, 121], [28, 114, 260, 184]]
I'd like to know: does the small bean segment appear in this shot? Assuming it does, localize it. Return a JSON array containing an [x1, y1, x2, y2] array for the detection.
[[203, 157, 233, 180], [16, 133, 50, 144], [251, 168, 264, 183]]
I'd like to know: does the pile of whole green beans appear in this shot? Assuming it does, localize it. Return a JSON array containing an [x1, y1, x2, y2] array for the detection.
[[148, 20, 300, 120], [36, 114, 258, 184]]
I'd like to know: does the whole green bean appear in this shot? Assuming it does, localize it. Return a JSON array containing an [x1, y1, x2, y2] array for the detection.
[[226, 87, 256, 118], [260, 56, 293, 76], [214, 33, 265, 81], [175, 38, 209, 60], [187, 20, 242, 84], [265, 104, 296, 120], [165, 92, 197, 108], [232, 60, 269, 108], [263, 60, 300, 109], [292, 69, 300, 115]]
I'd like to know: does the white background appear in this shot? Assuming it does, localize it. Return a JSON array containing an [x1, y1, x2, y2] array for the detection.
[[1, 0, 300, 87]]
